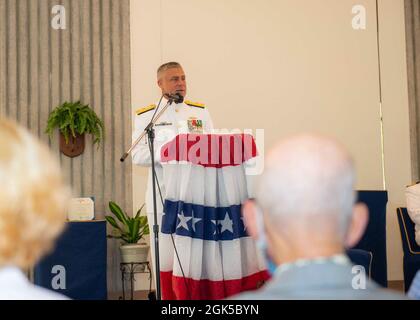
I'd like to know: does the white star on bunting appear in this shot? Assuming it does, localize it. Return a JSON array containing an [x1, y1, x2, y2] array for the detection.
[[218, 213, 234, 234], [177, 212, 192, 231], [211, 219, 217, 235], [191, 217, 202, 232]]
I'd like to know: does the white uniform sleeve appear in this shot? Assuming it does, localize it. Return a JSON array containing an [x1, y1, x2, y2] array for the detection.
[[131, 111, 161, 167], [204, 107, 214, 132]]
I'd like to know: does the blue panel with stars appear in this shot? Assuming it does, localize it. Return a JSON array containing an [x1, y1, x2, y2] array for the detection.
[[161, 200, 249, 241]]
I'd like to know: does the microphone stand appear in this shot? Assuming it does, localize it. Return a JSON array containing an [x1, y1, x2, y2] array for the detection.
[[120, 95, 178, 301]]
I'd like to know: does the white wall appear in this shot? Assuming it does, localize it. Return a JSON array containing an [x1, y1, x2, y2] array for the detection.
[[379, 0, 411, 283], [130, 0, 411, 287]]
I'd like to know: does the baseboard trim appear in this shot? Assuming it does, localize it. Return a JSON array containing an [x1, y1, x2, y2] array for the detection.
[[388, 280, 404, 292]]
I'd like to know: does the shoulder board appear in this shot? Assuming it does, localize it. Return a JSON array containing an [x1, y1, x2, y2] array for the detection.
[[185, 100, 205, 109], [136, 104, 156, 115]]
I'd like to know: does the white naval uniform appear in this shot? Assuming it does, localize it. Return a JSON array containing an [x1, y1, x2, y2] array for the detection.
[[131, 97, 214, 283]]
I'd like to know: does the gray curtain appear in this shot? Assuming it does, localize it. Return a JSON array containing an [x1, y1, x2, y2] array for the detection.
[[0, 0, 132, 296], [405, 0, 420, 181]]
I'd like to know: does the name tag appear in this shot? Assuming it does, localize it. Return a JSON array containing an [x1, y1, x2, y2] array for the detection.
[[155, 122, 173, 126]]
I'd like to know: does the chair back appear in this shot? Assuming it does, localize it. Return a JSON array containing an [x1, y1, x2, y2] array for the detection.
[[346, 248, 373, 278], [355, 191, 388, 286], [397, 207, 420, 255]]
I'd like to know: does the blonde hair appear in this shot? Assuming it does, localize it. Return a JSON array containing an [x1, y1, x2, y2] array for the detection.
[[0, 119, 70, 269]]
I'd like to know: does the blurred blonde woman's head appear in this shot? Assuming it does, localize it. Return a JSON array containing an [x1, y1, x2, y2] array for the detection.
[[0, 119, 70, 269]]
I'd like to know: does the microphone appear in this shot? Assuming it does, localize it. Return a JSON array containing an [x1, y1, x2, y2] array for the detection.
[[165, 92, 184, 104]]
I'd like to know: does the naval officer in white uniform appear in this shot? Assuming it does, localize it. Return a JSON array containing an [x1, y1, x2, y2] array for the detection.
[[131, 62, 214, 288]]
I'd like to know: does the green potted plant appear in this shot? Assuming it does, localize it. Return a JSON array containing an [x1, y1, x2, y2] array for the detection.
[[45, 101, 104, 157], [105, 201, 150, 264]]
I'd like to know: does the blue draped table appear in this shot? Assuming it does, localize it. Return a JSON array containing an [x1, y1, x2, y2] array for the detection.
[[34, 220, 107, 300]]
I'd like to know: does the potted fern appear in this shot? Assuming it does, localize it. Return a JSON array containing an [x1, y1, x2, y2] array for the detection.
[[105, 201, 150, 264], [45, 101, 104, 157]]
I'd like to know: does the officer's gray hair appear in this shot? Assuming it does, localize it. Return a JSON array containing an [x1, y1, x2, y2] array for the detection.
[[256, 134, 356, 239], [157, 62, 182, 79]]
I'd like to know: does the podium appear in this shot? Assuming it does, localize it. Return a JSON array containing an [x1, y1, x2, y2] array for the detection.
[[158, 133, 269, 300]]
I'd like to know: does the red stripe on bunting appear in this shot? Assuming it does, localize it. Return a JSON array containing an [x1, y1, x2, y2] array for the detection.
[[160, 133, 258, 168], [160, 270, 270, 300]]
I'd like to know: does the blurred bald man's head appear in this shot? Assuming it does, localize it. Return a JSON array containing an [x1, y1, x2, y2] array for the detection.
[[257, 134, 355, 237], [243, 134, 368, 263]]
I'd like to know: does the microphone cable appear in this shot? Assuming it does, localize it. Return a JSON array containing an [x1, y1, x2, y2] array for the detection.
[[149, 94, 164, 124]]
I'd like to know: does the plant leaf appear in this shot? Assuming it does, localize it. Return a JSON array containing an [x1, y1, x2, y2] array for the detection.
[[108, 201, 128, 225], [44, 100, 104, 146], [131, 218, 141, 243], [105, 216, 122, 231], [135, 203, 145, 219]]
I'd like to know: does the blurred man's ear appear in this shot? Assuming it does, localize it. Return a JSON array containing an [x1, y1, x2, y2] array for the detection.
[[242, 200, 259, 239], [344, 203, 369, 248]]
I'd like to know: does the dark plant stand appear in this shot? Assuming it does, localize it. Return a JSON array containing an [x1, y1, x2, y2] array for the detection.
[[119, 262, 152, 300]]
